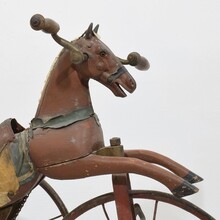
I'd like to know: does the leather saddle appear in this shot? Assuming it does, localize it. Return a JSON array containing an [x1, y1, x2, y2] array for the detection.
[[0, 118, 25, 207]]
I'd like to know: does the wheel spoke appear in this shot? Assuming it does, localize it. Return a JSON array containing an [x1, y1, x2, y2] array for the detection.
[[153, 200, 159, 220], [102, 204, 110, 220], [134, 203, 146, 220]]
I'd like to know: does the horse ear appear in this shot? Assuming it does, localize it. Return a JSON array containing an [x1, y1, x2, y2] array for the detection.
[[93, 24, 99, 34], [85, 23, 93, 39]]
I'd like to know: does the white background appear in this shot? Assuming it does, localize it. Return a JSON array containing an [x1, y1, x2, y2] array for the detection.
[[0, 0, 219, 219]]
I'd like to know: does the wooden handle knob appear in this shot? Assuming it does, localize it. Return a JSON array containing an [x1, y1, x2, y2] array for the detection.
[[127, 52, 150, 71], [30, 14, 60, 34]]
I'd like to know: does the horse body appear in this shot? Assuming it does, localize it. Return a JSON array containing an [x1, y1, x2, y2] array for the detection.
[[29, 48, 105, 169], [27, 23, 200, 197], [29, 32, 136, 171], [0, 15, 203, 219]]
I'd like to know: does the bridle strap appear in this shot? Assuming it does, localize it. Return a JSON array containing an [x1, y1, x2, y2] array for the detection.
[[30, 106, 95, 129], [107, 66, 127, 83]]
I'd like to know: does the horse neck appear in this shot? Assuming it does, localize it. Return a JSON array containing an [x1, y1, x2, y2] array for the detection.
[[35, 49, 92, 120]]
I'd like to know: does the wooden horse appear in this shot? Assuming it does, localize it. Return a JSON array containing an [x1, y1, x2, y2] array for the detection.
[[0, 14, 202, 219]]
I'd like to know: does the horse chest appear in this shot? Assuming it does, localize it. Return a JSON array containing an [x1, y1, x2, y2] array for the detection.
[[29, 117, 104, 169]]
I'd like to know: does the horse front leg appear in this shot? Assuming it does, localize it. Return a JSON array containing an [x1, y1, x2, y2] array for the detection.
[[37, 154, 198, 198], [124, 149, 203, 184]]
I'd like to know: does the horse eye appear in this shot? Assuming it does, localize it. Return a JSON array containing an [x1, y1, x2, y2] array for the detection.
[[99, 50, 107, 57]]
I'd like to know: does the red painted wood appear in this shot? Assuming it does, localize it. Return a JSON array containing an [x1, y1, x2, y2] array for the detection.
[[112, 173, 135, 220]]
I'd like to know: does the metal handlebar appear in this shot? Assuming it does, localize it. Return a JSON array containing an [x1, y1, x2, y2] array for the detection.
[[30, 14, 60, 34], [30, 14, 150, 70], [127, 52, 150, 71]]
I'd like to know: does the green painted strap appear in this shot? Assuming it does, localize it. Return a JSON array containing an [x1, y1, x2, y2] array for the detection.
[[31, 106, 94, 129]]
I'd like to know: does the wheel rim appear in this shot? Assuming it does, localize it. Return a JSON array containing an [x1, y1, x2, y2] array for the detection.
[[63, 190, 215, 220]]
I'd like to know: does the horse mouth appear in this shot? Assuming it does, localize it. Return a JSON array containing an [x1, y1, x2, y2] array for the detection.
[[97, 66, 137, 97], [113, 82, 127, 97], [111, 76, 136, 97]]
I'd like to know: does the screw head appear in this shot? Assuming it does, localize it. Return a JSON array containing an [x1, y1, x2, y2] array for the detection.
[[110, 137, 121, 146]]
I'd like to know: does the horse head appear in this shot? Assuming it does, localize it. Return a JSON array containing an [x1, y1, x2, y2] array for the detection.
[[71, 23, 137, 97], [30, 14, 150, 98]]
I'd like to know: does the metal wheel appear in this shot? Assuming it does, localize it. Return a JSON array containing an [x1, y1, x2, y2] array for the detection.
[[62, 190, 215, 220]]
